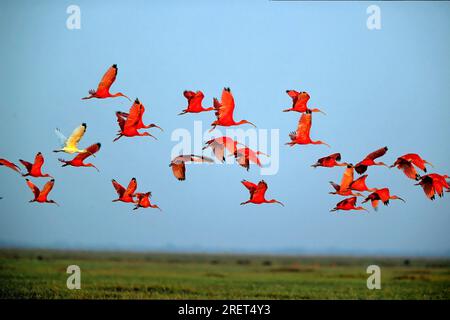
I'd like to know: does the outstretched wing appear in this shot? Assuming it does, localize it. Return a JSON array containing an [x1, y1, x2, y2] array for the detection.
[[366, 147, 388, 161], [96, 64, 117, 94], [329, 153, 341, 161], [32, 152, 45, 171], [26, 179, 40, 199], [286, 90, 299, 104], [253, 180, 268, 199], [73, 143, 101, 161], [214, 88, 235, 123], [340, 166, 354, 191], [188, 91, 204, 111], [19, 159, 33, 172], [66, 123, 87, 149], [125, 178, 137, 197], [189, 155, 214, 163], [241, 180, 257, 197], [54, 128, 67, 147], [329, 181, 340, 191], [111, 179, 126, 197], [124, 100, 141, 131], [295, 112, 312, 141], [349, 174, 368, 191], [116, 112, 126, 131], [40, 179, 55, 197], [0, 158, 20, 172], [183, 90, 196, 101]]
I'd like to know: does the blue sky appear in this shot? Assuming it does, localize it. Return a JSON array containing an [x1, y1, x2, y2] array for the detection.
[[0, 0, 449, 256]]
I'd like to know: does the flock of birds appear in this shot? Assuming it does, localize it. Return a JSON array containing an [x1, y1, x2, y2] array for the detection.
[[0, 64, 449, 212]]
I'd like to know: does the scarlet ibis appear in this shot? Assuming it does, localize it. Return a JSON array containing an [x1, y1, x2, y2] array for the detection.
[[20, 152, 52, 178], [283, 90, 325, 114], [178, 90, 214, 115], [329, 164, 364, 197], [202, 136, 243, 162], [82, 64, 130, 101], [133, 192, 161, 211], [170, 154, 214, 181], [415, 173, 449, 200], [286, 110, 330, 147], [354, 146, 388, 174], [330, 197, 368, 212], [112, 178, 137, 203], [349, 174, 377, 192], [53, 123, 89, 155], [210, 88, 256, 132], [240, 180, 284, 206], [114, 99, 161, 142], [390, 157, 420, 180], [25, 179, 58, 206], [362, 188, 405, 210], [0, 158, 21, 173], [116, 100, 163, 131], [311, 153, 347, 168], [391, 153, 433, 180], [58, 143, 101, 171], [232, 147, 269, 171]]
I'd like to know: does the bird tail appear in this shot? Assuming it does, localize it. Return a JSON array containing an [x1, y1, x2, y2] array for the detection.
[[58, 158, 69, 167]]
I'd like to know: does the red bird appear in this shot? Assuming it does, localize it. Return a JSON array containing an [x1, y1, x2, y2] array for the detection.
[[210, 88, 256, 132], [329, 165, 364, 197], [20, 152, 52, 178], [311, 153, 346, 168], [391, 153, 433, 180], [286, 110, 330, 147], [133, 192, 161, 211], [112, 178, 137, 203], [240, 180, 284, 206], [58, 143, 101, 171], [0, 158, 21, 173], [354, 146, 388, 174], [232, 147, 269, 171], [282, 90, 325, 114], [26, 179, 58, 206], [362, 188, 405, 210], [114, 99, 161, 142], [330, 196, 368, 212], [202, 136, 243, 162], [116, 99, 163, 131], [178, 90, 214, 115], [415, 173, 449, 200], [82, 64, 130, 101], [349, 174, 377, 193]]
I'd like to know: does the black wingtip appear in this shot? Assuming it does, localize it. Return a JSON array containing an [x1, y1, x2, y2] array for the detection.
[[97, 143, 101, 148], [135, 98, 140, 104], [82, 122, 87, 127], [112, 64, 117, 68]]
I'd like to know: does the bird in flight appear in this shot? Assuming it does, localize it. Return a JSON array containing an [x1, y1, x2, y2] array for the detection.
[[170, 154, 214, 181], [210, 88, 256, 132], [362, 188, 405, 210], [112, 178, 137, 203], [53, 123, 89, 155], [114, 99, 161, 142], [330, 196, 368, 212], [58, 143, 101, 172], [0, 158, 21, 173], [25, 179, 59, 206], [232, 147, 269, 171], [311, 153, 347, 168], [391, 153, 433, 180], [354, 146, 389, 174], [82, 64, 130, 101], [133, 192, 161, 211], [286, 110, 330, 147], [329, 164, 364, 197], [178, 90, 214, 115], [20, 152, 52, 178], [283, 90, 325, 114], [349, 174, 377, 193], [202, 136, 243, 163], [415, 173, 449, 200], [240, 180, 284, 206]]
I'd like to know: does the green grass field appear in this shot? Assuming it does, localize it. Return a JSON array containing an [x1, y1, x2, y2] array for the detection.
[[0, 249, 449, 299]]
